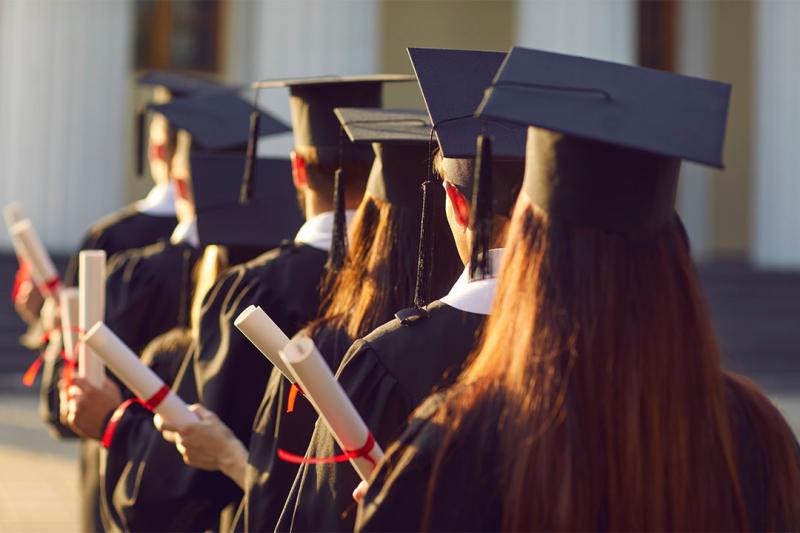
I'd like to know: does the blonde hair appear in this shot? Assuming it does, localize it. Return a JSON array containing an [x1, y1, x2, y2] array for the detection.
[[190, 245, 229, 339]]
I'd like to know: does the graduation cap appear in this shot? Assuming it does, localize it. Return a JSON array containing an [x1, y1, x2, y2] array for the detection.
[[328, 108, 433, 273], [245, 74, 416, 269], [147, 90, 290, 151], [477, 46, 732, 235], [409, 47, 527, 282], [135, 71, 226, 175], [191, 152, 303, 250]]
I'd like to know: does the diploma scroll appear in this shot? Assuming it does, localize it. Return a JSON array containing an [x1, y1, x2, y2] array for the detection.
[[3, 202, 24, 229], [83, 322, 197, 427], [234, 305, 294, 382], [79, 251, 106, 386], [59, 288, 80, 359], [280, 337, 383, 482], [10, 219, 60, 295]]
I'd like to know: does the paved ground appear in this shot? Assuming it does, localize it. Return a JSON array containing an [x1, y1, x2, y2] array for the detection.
[[0, 254, 797, 531]]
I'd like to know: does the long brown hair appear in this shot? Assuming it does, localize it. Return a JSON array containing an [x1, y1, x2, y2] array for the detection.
[[315, 191, 460, 340], [422, 194, 800, 530]]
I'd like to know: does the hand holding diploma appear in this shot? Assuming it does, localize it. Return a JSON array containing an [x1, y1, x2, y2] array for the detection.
[[10, 219, 61, 296], [67, 376, 123, 440], [82, 322, 198, 429], [156, 404, 248, 490], [279, 336, 384, 482]]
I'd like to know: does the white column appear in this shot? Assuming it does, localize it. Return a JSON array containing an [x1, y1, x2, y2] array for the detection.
[[515, 0, 636, 64], [0, 0, 132, 253], [238, 0, 380, 157], [675, 0, 714, 258], [753, 1, 800, 268]]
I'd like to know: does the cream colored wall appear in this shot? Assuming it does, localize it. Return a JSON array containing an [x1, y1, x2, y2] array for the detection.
[[378, 0, 516, 107]]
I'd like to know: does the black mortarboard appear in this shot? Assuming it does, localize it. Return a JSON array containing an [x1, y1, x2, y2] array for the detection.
[[335, 108, 431, 211], [147, 90, 290, 151], [477, 46, 732, 235], [410, 47, 527, 280], [191, 152, 303, 250], [137, 70, 224, 98], [251, 75, 415, 165], [135, 71, 226, 175], [408, 48, 526, 161], [247, 74, 415, 270]]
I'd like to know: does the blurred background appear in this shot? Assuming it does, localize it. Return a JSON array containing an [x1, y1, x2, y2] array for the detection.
[[0, 1, 797, 531]]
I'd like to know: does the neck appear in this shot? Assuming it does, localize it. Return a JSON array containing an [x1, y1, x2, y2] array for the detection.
[[303, 188, 333, 219]]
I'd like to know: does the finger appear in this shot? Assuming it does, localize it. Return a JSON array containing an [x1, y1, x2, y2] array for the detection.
[[161, 430, 179, 443], [352, 481, 369, 503]]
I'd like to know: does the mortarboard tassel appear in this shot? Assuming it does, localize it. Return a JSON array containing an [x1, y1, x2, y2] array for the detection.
[[412, 172, 436, 310], [326, 168, 348, 272], [240, 110, 261, 204], [469, 133, 493, 280], [135, 109, 146, 177]]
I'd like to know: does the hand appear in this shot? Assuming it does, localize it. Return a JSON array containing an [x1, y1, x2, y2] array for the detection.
[[352, 480, 369, 504], [157, 404, 248, 489], [13, 280, 43, 325], [67, 377, 122, 440]]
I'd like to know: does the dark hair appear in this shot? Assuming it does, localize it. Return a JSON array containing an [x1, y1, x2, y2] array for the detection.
[[313, 189, 460, 341], [413, 195, 800, 530]]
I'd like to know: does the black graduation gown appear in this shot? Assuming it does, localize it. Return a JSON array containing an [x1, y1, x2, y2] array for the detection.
[[101, 242, 329, 532], [277, 301, 485, 532], [232, 323, 353, 532], [105, 240, 200, 355], [356, 379, 800, 532], [64, 205, 177, 286]]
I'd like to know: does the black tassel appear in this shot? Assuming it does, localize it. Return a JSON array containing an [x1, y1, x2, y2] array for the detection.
[[240, 110, 261, 204], [135, 110, 146, 177], [326, 168, 347, 272], [412, 176, 436, 309], [469, 133, 493, 280]]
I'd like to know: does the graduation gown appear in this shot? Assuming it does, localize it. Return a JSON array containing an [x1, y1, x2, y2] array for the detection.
[[101, 222, 333, 532], [356, 379, 800, 532], [64, 202, 177, 286], [232, 323, 353, 532], [105, 239, 200, 355], [276, 252, 500, 532], [276, 300, 486, 531]]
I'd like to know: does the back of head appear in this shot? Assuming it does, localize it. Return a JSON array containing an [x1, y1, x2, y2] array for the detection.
[[316, 141, 461, 341], [422, 129, 800, 530]]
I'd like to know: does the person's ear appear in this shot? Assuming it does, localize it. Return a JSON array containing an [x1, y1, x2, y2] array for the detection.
[[444, 181, 470, 229], [291, 150, 308, 189]]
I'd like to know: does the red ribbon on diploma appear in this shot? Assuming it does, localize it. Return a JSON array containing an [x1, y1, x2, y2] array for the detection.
[[11, 261, 29, 303], [101, 385, 170, 449], [286, 383, 304, 413], [278, 432, 377, 467], [42, 276, 61, 295], [22, 326, 83, 388]]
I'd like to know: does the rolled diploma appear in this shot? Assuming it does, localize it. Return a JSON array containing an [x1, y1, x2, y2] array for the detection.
[[60, 288, 80, 359], [10, 219, 60, 294], [79, 251, 106, 386], [83, 322, 197, 427], [234, 305, 294, 382], [280, 336, 383, 482], [4, 202, 24, 228], [9, 232, 43, 285]]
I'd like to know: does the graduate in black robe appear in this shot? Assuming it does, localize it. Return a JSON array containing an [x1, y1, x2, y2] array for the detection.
[[43, 71, 224, 533], [97, 77, 406, 532], [357, 48, 800, 531], [275, 48, 526, 532], [183, 108, 460, 533]]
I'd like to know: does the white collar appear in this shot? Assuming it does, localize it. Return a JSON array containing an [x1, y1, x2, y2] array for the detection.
[[135, 182, 176, 216], [169, 217, 199, 248], [439, 248, 504, 316], [294, 210, 356, 252]]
